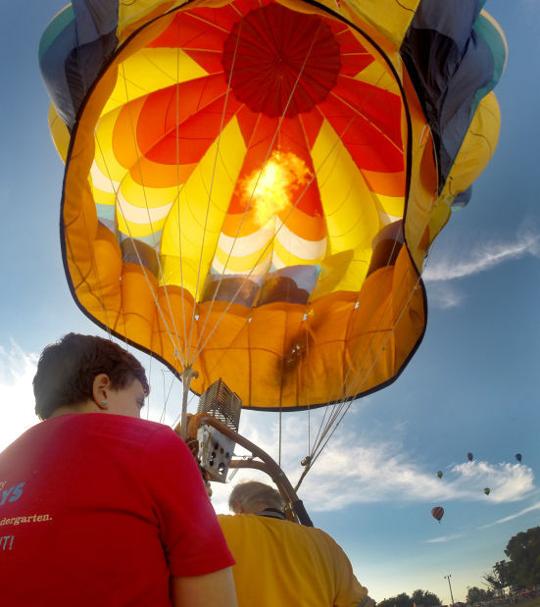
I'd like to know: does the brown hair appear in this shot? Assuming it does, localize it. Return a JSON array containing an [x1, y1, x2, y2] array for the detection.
[[33, 333, 149, 420]]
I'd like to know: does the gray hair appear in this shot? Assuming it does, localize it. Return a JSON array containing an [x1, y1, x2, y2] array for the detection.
[[229, 481, 284, 514]]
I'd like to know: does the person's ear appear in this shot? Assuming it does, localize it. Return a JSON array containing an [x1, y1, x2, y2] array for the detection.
[[92, 373, 112, 409]]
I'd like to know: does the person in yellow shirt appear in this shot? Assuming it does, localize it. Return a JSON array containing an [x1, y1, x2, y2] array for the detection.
[[218, 481, 373, 607]]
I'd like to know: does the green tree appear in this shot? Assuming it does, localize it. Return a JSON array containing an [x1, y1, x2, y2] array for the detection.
[[466, 586, 493, 604], [483, 560, 515, 594], [504, 526, 540, 588], [493, 560, 515, 588], [377, 593, 412, 607], [411, 589, 442, 606]]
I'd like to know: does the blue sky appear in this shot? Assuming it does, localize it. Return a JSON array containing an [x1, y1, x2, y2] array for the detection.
[[1, 1, 539, 602]]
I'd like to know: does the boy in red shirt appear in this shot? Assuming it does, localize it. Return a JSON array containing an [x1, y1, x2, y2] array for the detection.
[[0, 333, 237, 607]]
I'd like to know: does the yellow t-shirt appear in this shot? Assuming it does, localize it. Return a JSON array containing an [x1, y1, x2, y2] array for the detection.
[[218, 514, 368, 607]]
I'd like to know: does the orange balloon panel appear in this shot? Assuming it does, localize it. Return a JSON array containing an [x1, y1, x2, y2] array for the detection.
[[60, 0, 434, 409]]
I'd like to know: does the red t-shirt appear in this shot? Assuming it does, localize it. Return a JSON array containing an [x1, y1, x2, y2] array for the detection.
[[0, 413, 234, 606]]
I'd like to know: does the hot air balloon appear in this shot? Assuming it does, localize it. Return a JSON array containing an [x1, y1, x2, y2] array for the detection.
[[484, 487, 491, 496], [467, 452, 474, 462], [436, 470, 443, 479], [515, 453, 523, 463], [39, 0, 507, 507], [431, 506, 444, 523]]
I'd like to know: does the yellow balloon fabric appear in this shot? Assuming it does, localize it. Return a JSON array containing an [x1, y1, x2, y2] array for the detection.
[[44, 0, 504, 409]]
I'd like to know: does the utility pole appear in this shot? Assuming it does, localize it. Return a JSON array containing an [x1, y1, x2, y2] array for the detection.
[[444, 574, 455, 606]]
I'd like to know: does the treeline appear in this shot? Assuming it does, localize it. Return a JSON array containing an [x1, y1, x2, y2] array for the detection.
[[467, 526, 540, 604], [377, 527, 540, 607], [378, 589, 442, 607]]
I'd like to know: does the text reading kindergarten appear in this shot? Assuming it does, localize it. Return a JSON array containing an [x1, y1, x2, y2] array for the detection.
[[1, 480, 53, 552]]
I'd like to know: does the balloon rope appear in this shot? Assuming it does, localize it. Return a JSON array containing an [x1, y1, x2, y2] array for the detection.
[[185, 20, 243, 365], [181, 61, 414, 479], [296, 265, 426, 492], [307, 224, 408, 461], [64, 218, 116, 340], [329, 86, 404, 154], [296, 87, 434, 488], [191, 59, 397, 364], [175, 33, 189, 364], [190, 108, 359, 362], [309, 399, 332, 463], [278, 408, 283, 469], [146, 351, 152, 420], [186, 104, 371, 415], [195, 62, 395, 454], [65, 178, 136, 356], [187, 109, 357, 383], [277, 291, 295, 467], [159, 369, 177, 424], [301, 82, 422, 460], [94, 134, 185, 370], [299, 61, 399, 462], [191, 20, 324, 362], [308, 405, 311, 457], [306, 231, 411, 466], [119, 64, 185, 365], [66, 35, 119, 346]]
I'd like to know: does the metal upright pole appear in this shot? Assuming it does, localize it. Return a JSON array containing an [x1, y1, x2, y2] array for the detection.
[[444, 574, 455, 607], [179, 367, 198, 439]]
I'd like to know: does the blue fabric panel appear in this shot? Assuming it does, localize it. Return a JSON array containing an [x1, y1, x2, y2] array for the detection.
[[39, 0, 119, 129], [452, 187, 472, 208], [120, 238, 160, 276], [400, 0, 496, 198], [40, 12, 79, 127], [407, 0, 484, 51], [63, 29, 117, 126], [72, 0, 119, 46], [258, 265, 320, 305], [472, 14, 507, 102]]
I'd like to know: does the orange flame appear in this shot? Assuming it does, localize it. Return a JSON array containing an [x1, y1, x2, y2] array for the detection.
[[241, 151, 312, 226]]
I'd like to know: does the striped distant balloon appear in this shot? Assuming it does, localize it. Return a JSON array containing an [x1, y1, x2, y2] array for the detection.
[[431, 506, 445, 523]]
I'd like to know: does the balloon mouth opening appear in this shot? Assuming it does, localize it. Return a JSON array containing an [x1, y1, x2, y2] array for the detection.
[[222, 3, 341, 117]]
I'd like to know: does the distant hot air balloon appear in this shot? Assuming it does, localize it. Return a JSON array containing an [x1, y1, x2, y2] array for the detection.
[[437, 470, 443, 479], [484, 487, 491, 496], [467, 452, 474, 462], [431, 506, 445, 522], [515, 453, 523, 463]]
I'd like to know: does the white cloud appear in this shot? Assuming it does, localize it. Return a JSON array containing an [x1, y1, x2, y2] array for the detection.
[[424, 231, 540, 282], [427, 282, 465, 309], [0, 343, 40, 452], [424, 533, 465, 544], [302, 446, 534, 511], [208, 409, 535, 513], [449, 460, 534, 503], [480, 499, 540, 529]]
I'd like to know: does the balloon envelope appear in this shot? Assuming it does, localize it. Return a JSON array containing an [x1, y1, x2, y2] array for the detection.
[[467, 452, 474, 462], [39, 0, 507, 410], [436, 470, 443, 479], [515, 453, 523, 463], [484, 487, 491, 495], [431, 506, 444, 522]]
